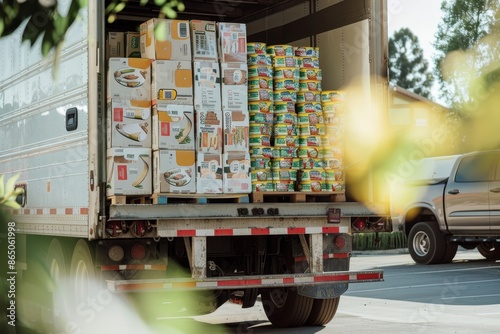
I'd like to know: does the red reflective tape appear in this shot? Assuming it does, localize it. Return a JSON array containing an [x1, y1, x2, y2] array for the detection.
[[218, 278, 262, 287], [214, 229, 233, 236], [357, 272, 383, 281], [324, 253, 349, 259], [322, 227, 340, 234], [294, 256, 307, 263], [80, 208, 89, 215], [24, 209, 30, 214], [50, 208, 57, 214], [36, 209, 43, 214], [65, 208, 73, 215], [177, 230, 196, 237], [314, 274, 350, 283], [288, 227, 306, 234], [251, 228, 270, 235], [283, 277, 294, 284]]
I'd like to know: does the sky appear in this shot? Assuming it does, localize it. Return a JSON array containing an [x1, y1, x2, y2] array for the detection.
[[388, 0, 444, 64], [387, 0, 445, 103]]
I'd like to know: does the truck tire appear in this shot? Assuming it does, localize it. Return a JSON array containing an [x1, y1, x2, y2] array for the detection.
[[47, 238, 71, 285], [69, 239, 98, 304], [261, 287, 314, 327], [477, 242, 500, 260], [408, 222, 446, 264], [305, 297, 340, 326], [441, 240, 458, 263]]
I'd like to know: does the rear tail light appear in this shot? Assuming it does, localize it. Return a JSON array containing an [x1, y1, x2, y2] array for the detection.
[[334, 235, 346, 249], [131, 244, 147, 260], [352, 218, 367, 232], [372, 219, 386, 232], [108, 245, 125, 262]]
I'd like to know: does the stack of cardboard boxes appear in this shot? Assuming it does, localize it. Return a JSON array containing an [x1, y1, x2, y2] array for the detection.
[[106, 57, 153, 197], [140, 19, 197, 194], [218, 23, 251, 194], [106, 18, 251, 197]]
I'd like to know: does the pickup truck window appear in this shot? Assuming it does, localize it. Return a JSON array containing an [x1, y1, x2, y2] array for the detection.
[[455, 154, 496, 182]]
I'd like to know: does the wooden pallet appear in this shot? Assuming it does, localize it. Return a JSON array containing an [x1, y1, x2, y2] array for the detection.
[[151, 193, 250, 204], [251, 191, 346, 203], [107, 195, 151, 205]]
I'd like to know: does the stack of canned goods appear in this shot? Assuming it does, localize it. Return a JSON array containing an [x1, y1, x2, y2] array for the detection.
[[247, 42, 345, 193], [268, 44, 300, 191], [320, 90, 346, 191], [247, 42, 274, 191]]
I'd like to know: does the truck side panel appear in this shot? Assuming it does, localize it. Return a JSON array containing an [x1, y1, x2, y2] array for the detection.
[[0, 2, 91, 237]]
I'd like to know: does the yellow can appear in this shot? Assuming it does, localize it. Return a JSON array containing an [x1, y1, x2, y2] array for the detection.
[[299, 68, 322, 81], [298, 181, 322, 192], [321, 90, 346, 102], [299, 80, 322, 92], [248, 88, 273, 102], [273, 181, 295, 192], [247, 42, 267, 54], [274, 101, 296, 114], [273, 67, 300, 80], [248, 77, 273, 90], [266, 44, 294, 56], [248, 101, 274, 113], [274, 135, 299, 147], [252, 181, 274, 192], [251, 169, 272, 182], [296, 91, 321, 103]]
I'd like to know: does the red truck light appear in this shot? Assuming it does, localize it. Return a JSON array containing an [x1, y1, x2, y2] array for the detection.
[[352, 218, 367, 231], [334, 235, 346, 249], [131, 244, 147, 260]]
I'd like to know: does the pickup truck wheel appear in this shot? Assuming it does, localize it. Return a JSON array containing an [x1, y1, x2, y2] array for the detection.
[[261, 287, 314, 327], [408, 222, 446, 264], [305, 297, 340, 326], [477, 242, 500, 260], [441, 240, 458, 264]]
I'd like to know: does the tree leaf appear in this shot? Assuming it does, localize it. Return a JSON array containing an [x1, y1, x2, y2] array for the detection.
[[5, 174, 19, 197], [0, 175, 4, 197]]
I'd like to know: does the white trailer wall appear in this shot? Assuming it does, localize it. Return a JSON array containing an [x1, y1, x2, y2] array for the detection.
[[0, 2, 90, 237]]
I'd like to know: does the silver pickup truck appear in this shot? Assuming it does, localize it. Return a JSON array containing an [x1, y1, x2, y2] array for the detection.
[[392, 150, 500, 264]]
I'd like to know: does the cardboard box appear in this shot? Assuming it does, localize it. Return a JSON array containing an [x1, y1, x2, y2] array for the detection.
[[108, 58, 151, 101], [223, 152, 251, 193], [140, 18, 191, 60], [106, 32, 124, 60], [193, 61, 221, 110], [190, 20, 218, 61], [106, 148, 152, 196], [218, 22, 247, 63], [107, 99, 152, 148], [221, 62, 248, 111], [151, 60, 193, 105], [197, 152, 222, 194], [125, 32, 141, 58], [152, 103, 194, 150], [223, 110, 249, 152], [153, 150, 196, 193], [196, 109, 223, 154]]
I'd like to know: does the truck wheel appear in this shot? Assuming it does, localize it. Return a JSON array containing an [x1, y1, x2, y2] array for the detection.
[[261, 287, 314, 327], [408, 222, 446, 264], [440, 240, 458, 264], [477, 242, 500, 260], [47, 238, 71, 285], [305, 297, 340, 326], [69, 239, 98, 304], [46, 238, 73, 332]]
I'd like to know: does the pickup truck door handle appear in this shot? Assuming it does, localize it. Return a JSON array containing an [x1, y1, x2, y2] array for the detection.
[[490, 188, 500, 193], [448, 189, 460, 195]]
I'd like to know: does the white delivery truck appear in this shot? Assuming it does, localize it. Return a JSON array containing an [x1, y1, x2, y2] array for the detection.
[[0, 0, 389, 329]]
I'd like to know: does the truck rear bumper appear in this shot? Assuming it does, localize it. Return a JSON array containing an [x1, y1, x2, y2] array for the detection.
[[106, 270, 383, 293]]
